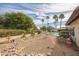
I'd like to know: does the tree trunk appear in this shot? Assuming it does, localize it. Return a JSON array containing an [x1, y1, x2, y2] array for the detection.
[[46, 19, 49, 31], [55, 22, 57, 29], [60, 19, 62, 29], [42, 22, 43, 27]]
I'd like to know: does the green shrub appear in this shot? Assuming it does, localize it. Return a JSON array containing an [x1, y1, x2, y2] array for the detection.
[[58, 29, 69, 43], [37, 30, 42, 34]]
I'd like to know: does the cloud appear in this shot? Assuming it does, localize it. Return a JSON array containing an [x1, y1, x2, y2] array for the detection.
[[0, 3, 79, 28]]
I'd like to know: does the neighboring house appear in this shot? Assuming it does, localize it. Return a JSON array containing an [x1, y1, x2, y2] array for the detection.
[[66, 6, 79, 47]]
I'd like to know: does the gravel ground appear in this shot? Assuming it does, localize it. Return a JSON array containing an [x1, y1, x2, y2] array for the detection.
[[0, 32, 79, 56]]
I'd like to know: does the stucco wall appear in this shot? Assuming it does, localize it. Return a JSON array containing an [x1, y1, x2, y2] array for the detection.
[[70, 18, 79, 47]]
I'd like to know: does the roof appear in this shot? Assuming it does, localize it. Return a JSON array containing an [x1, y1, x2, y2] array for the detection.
[[66, 6, 79, 25]]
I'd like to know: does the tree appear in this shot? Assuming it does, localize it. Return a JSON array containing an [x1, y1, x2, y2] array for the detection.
[[53, 15, 58, 29], [59, 13, 65, 29], [0, 15, 3, 24], [0, 12, 38, 33], [41, 19, 44, 27], [47, 26, 54, 32]]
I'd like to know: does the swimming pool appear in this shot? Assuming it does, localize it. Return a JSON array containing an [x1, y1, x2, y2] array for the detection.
[[51, 31, 60, 36]]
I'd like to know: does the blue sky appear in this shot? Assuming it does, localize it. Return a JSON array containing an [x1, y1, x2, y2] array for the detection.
[[0, 3, 79, 28]]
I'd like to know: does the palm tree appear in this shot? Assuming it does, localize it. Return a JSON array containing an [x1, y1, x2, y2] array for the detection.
[[46, 16, 50, 27], [41, 19, 44, 27], [59, 13, 65, 29], [46, 16, 50, 31], [53, 15, 58, 29]]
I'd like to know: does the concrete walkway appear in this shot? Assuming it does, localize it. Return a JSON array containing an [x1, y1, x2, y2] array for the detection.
[[50, 43, 79, 56]]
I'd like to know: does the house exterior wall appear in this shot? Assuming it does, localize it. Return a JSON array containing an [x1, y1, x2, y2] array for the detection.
[[69, 18, 79, 47]]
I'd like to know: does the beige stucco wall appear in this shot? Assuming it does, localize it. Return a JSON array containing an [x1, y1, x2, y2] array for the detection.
[[69, 18, 79, 47]]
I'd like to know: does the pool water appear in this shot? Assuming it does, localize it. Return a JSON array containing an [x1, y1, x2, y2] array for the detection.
[[51, 31, 60, 36]]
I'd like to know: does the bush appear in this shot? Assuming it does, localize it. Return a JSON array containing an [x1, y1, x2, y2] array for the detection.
[[0, 29, 26, 37], [40, 26, 47, 31], [58, 29, 69, 43], [37, 30, 42, 34]]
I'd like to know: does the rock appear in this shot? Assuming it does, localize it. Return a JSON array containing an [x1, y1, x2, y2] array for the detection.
[[46, 52, 52, 56], [3, 49, 7, 51]]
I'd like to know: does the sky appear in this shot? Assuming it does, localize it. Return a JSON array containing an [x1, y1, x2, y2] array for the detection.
[[0, 3, 79, 28]]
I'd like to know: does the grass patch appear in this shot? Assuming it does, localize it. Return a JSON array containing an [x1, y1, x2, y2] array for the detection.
[[0, 29, 26, 37]]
